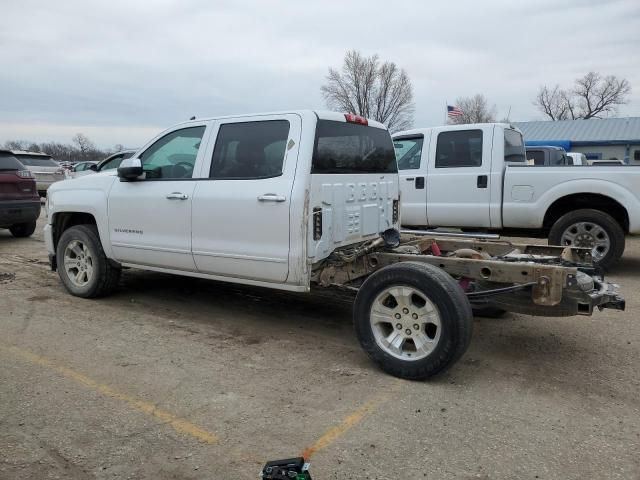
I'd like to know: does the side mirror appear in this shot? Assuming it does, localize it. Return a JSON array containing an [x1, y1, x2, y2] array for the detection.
[[88, 164, 98, 171], [117, 157, 143, 181]]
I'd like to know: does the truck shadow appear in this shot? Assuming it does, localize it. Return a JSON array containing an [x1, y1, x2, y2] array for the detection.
[[113, 269, 623, 395]]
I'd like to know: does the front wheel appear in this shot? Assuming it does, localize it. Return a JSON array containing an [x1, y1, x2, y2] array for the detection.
[[354, 262, 473, 380], [548, 209, 625, 270], [56, 224, 121, 298]]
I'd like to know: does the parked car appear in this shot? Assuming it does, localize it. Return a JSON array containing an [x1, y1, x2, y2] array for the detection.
[[587, 159, 625, 166], [68, 161, 98, 178], [566, 152, 586, 166], [43, 111, 625, 380], [73, 150, 137, 178], [0, 150, 41, 237], [525, 146, 570, 165], [394, 123, 640, 269], [10, 151, 65, 196]]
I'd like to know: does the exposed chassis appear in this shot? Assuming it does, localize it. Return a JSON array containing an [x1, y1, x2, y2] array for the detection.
[[312, 234, 625, 317]]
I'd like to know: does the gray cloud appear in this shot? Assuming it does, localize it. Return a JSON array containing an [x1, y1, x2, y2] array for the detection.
[[1, 0, 639, 147]]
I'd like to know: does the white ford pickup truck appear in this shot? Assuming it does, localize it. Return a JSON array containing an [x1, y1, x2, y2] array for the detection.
[[394, 123, 640, 269], [44, 111, 625, 380]]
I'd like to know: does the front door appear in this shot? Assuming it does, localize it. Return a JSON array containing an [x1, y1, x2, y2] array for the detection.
[[108, 124, 209, 271], [191, 114, 301, 283], [395, 134, 428, 226], [425, 128, 492, 228]]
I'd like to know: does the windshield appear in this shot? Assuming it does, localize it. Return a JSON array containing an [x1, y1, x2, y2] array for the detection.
[[14, 154, 58, 167], [312, 120, 397, 174], [504, 129, 526, 163], [394, 136, 424, 170]]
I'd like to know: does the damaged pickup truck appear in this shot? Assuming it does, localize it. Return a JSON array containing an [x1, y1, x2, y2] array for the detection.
[[43, 110, 625, 380]]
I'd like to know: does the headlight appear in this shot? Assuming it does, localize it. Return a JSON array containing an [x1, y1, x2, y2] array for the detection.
[[45, 195, 51, 218]]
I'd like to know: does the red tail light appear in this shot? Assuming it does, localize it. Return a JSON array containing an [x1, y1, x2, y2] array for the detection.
[[344, 113, 368, 125]]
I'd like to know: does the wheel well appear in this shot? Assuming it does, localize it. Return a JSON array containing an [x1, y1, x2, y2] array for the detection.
[[543, 194, 629, 233], [52, 212, 97, 249]]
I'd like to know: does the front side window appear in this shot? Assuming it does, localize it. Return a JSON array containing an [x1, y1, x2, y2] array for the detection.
[[394, 136, 424, 170], [312, 120, 397, 174], [140, 126, 205, 179], [435, 130, 483, 168], [99, 155, 124, 171], [210, 120, 290, 179], [504, 129, 526, 163]]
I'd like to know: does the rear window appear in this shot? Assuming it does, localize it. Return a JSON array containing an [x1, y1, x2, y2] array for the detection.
[[0, 153, 25, 171], [312, 120, 397, 174], [504, 129, 526, 163], [14, 155, 58, 167], [527, 150, 545, 165]]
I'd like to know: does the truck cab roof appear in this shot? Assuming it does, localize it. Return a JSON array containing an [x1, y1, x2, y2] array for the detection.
[[394, 123, 522, 137]]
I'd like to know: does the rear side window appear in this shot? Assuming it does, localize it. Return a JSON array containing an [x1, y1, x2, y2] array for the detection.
[[210, 120, 290, 179], [15, 155, 58, 167], [0, 153, 25, 170], [312, 120, 397, 174], [435, 130, 482, 168], [504, 129, 526, 163], [394, 136, 424, 170]]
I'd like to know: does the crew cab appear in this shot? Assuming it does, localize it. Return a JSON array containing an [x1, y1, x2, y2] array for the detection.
[[0, 150, 40, 237], [394, 123, 640, 268], [44, 112, 625, 380]]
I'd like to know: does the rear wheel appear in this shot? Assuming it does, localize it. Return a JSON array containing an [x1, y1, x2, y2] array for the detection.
[[9, 220, 37, 238], [354, 262, 473, 380], [548, 209, 624, 270], [56, 224, 121, 298]]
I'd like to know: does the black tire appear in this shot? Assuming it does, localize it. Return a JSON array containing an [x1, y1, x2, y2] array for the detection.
[[9, 220, 37, 238], [56, 224, 121, 298], [548, 208, 625, 270], [471, 306, 507, 318], [354, 262, 473, 380]]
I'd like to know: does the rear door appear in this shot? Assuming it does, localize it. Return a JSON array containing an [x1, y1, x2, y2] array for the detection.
[[191, 114, 300, 282], [425, 127, 493, 228], [395, 134, 429, 226]]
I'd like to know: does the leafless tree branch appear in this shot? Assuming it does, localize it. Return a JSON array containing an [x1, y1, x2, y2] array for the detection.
[[321, 50, 414, 132], [448, 94, 497, 124]]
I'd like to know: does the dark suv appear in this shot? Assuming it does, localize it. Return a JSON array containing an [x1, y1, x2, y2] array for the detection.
[[0, 150, 41, 237]]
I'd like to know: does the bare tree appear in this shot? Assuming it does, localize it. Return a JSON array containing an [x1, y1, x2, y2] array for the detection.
[[534, 72, 631, 120], [449, 94, 497, 124], [321, 50, 415, 132]]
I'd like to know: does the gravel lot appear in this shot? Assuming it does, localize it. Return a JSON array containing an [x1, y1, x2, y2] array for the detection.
[[1, 211, 639, 479]]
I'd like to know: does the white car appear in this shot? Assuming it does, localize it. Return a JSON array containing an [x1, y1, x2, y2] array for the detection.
[[43, 111, 625, 379], [72, 150, 137, 178], [394, 123, 640, 268], [10, 150, 65, 196]]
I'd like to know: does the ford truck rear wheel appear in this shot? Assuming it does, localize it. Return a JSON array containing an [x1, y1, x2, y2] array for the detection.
[[354, 262, 473, 380], [548, 209, 624, 270], [56, 224, 121, 298]]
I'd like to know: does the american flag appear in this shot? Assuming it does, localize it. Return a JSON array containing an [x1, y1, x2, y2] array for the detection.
[[447, 105, 463, 117]]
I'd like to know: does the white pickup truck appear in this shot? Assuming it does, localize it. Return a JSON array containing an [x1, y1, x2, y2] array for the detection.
[[44, 111, 625, 380], [394, 123, 640, 268]]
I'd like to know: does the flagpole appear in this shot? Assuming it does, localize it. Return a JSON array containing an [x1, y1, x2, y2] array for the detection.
[[444, 101, 448, 125]]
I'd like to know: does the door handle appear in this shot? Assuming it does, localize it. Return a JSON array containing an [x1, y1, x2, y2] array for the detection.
[[166, 192, 189, 200], [258, 194, 286, 202], [477, 175, 488, 188], [405, 177, 415, 181]]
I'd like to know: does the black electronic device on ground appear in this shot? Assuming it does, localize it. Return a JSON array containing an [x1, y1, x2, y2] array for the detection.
[[260, 457, 312, 480]]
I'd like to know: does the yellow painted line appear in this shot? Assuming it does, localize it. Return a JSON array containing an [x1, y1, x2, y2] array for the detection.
[[2, 344, 217, 445], [301, 380, 402, 460]]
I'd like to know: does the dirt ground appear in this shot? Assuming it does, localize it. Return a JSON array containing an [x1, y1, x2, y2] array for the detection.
[[1, 211, 638, 480]]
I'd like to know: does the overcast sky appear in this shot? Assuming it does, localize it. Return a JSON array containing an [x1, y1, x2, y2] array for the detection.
[[1, 0, 639, 148]]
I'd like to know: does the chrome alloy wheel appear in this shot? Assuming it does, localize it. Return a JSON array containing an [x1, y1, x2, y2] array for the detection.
[[63, 240, 94, 287], [560, 221, 610, 262], [369, 286, 442, 361]]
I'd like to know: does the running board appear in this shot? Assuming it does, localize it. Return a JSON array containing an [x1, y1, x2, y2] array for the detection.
[[400, 229, 501, 240]]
